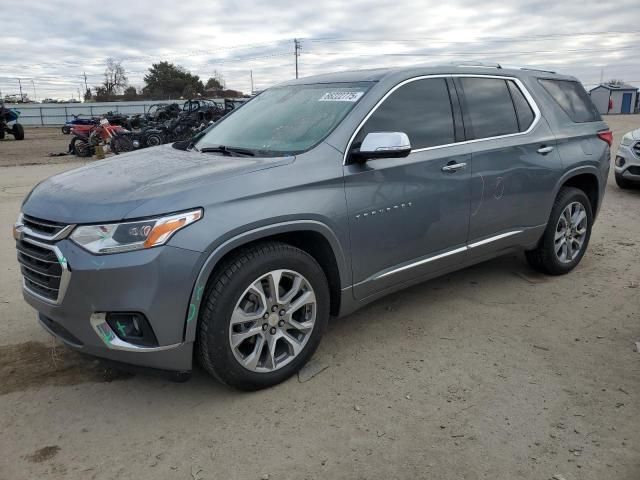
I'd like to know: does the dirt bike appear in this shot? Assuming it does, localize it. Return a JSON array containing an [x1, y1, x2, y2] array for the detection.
[[70, 119, 133, 157]]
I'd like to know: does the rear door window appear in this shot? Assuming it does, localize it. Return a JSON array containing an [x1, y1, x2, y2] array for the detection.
[[459, 77, 520, 139], [538, 79, 601, 123], [354, 78, 455, 150]]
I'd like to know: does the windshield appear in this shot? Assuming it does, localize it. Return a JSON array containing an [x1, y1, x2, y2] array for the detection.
[[195, 82, 372, 155]]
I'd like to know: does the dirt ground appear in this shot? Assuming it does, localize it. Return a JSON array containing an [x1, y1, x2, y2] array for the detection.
[[0, 118, 639, 480]]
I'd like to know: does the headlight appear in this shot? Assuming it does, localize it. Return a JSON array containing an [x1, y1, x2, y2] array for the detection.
[[621, 133, 634, 146], [70, 209, 202, 254]]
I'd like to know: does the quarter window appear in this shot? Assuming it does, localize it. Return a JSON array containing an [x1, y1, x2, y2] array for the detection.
[[459, 77, 520, 139], [507, 80, 535, 131], [353, 78, 455, 150], [538, 79, 601, 123]]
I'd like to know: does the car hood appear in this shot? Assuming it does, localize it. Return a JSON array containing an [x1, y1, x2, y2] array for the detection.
[[22, 144, 294, 224], [630, 128, 640, 141]]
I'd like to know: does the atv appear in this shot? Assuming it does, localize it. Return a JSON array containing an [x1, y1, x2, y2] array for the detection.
[[62, 114, 98, 134], [0, 103, 24, 140]]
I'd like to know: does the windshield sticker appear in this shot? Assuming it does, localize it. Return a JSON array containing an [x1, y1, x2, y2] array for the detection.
[[319, 91, 364, 102]]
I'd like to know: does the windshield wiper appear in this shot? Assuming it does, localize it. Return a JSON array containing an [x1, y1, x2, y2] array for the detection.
[[200, 145, 255, 157]]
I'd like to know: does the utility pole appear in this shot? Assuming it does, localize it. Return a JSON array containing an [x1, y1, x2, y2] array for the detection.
[[31, 80, 37, 102], [250, 70, 254, 94], [294, 38, 301, 79], [83, 71, 88, 94], [18, 78, 24, 102]]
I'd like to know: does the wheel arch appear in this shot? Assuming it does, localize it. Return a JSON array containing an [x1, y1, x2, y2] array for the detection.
[[554, 167, 601, 216], [182, 220, 350, 343]]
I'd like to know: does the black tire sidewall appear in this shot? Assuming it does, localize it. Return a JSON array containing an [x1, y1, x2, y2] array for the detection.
[[543, 188, 593, 274], [12, 123, 24, 140], [199, 245, 330, 390]]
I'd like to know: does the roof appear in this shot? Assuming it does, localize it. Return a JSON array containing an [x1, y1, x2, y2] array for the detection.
[[589, 82, 639, 92], [277, 63, 577, 87]]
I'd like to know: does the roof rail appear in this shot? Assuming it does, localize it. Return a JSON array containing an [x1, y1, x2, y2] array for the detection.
[[501, 65, 557, 74], [450, 61, 502, 69]]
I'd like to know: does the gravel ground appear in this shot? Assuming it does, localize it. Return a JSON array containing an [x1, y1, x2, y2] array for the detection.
[[0, 117, 639, 480]]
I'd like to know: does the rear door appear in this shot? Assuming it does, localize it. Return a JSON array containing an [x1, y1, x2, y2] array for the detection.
[[454, 75, 562, 251], [343, 77, 472, 299]]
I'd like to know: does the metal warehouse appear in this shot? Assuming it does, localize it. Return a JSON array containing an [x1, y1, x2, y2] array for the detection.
[[589, 81, 638, 114]]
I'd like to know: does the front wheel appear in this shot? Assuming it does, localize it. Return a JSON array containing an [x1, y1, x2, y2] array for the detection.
[[525, 187, 593, 275], [61, 125, 70, 135], [196, 242, 330, 390]]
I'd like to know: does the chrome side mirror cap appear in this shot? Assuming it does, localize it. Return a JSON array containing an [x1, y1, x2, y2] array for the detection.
[[355, 132, 412, 161]]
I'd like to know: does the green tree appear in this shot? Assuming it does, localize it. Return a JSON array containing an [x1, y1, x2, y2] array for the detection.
[[143, 61, 204, 99], [123, 86, 138, 100]]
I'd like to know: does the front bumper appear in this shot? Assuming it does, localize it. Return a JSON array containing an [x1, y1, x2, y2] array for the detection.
[[20, 237, 203, 372], [615, 143, 640, 182]]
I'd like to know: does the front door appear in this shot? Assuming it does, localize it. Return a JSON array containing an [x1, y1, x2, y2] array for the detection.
[[343, 77, 472, 299]]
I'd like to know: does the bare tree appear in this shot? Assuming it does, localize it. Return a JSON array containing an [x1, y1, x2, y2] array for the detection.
[[102, 58, 127, 95]]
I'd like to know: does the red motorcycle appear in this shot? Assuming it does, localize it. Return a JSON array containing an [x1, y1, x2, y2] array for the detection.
[[70, 119, 133, 157]]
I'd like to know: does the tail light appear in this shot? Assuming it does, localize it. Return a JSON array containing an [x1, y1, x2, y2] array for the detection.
[[597, 130, 613, 146]]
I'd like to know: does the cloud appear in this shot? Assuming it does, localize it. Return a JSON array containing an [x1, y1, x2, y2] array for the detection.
[[0, 0, 638, 99]]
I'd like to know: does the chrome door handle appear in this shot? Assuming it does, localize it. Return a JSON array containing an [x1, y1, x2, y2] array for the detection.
[[441, 162, 467, 172], [537, 145, 554, 155]]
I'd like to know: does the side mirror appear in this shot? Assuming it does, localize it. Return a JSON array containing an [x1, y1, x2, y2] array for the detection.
[[353, 132, 412, 161]]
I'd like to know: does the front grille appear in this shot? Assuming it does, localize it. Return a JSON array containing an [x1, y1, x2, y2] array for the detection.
[[628, 166, 640, 176], [633, 141, 640, 158], [16, 239, 62, 302], [22, 214, 67, 238]]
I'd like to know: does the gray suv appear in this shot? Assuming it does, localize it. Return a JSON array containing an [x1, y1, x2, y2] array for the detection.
[[14, 65, 611, 390]]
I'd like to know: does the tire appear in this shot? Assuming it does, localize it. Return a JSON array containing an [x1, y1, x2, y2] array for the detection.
[[615, 172, 635, 189], [111, 135, 134, 155], [144, 131, 164, 147], [525, 187, 593, 275], [0, 129, 4, 140], [196, 241, 330, 390], [62, 125, 70, 135], [12, 123, 24, 140], [71, 137, 92, 157]]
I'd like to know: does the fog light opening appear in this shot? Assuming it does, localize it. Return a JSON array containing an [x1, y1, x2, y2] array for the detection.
[[106, 312, 158, 347], [615, 156, 626, 168]]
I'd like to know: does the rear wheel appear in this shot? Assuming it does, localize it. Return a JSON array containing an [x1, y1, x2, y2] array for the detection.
[[525, 187, 593, 275], [0, 129, 5, 140], [12, 123, 24, 140], [61, 125, 71, 135], [615, 172, 635, 189], [196, 242, 329, 390], [111, 135, 134, 155]]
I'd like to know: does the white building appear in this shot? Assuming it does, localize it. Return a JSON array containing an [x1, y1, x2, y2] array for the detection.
[[589, 81, 638, 115]]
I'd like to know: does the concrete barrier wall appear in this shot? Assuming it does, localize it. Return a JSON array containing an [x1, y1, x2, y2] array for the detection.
[[4, 100, 223, 126]]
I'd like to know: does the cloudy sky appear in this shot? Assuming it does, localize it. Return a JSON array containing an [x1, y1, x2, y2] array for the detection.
[[1, 0, 638, 100]]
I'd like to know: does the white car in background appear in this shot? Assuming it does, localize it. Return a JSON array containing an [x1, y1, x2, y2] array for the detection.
[[615, 129, 640, 188]]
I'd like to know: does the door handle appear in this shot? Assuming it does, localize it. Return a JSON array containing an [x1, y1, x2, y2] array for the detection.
[[537, 145, 554, 155], [441, 162, 467, 173]]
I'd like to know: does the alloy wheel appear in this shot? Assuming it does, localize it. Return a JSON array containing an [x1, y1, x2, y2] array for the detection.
[[554, 201, 588, 263], [228, 269, 317, 373]]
